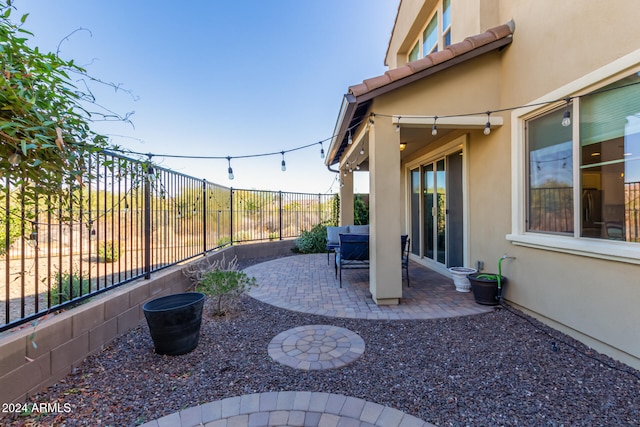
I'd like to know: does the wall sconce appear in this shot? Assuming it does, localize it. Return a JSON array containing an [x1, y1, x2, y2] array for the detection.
[[399, 142, 407, 151]]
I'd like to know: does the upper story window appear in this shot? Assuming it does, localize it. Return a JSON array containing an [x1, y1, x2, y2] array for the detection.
[[407, 0, 452, 62], [423, 13, 438, 55], [525, 72, 640, 243], [443, 0, 452, 46]]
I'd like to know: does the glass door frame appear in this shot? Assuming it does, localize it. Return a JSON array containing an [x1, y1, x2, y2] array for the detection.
[[405, 135, 470, 272]]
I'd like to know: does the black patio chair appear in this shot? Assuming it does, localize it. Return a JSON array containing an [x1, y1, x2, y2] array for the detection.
[[401, 235, 410, 287], [335, 233, 369, 287]]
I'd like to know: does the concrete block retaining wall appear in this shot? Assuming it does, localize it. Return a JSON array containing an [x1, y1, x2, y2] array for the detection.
[[0, 240, 295, 405]]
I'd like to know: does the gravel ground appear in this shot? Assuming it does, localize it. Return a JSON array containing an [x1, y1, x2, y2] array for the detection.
[[3, 265, 640, 426]]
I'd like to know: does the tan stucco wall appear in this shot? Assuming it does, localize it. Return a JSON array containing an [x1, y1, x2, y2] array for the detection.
[[381, 0, 640, 368]]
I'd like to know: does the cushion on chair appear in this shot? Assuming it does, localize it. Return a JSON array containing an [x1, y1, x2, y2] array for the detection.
[[348, 224, 369, 234], [327, 226, 349, 244]]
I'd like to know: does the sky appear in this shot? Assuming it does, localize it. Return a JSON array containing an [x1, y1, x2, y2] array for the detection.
[[12, 0, 399, 194]]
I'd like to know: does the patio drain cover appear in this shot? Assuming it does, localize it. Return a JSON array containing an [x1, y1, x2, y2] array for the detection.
[[268, 325, 365, 370]]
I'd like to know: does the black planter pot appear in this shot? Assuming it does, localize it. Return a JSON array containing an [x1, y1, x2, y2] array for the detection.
[[467, 273, 507, 306], [143, 292, 205, 355]]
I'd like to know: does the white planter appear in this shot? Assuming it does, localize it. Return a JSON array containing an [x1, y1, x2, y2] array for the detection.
[[448, 267, 477, 292]]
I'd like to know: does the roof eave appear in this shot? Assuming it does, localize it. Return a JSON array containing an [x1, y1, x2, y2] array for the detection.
[[326, 35, 513, 166]]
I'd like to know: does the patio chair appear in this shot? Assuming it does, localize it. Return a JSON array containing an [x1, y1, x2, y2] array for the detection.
[[401, 235, 410, 287], [335, 233, 369, 287], [326, 226, 349, 264]]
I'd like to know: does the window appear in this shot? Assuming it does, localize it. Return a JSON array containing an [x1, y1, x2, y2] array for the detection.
[[524, 72, 640, 243], [423, 14, 438, 55], [409, 42, 420, 62], [527, 106, 573, 234], [443, 0, 452, 47], [579, 74, 640, 242], [406, 0, 451, 62]]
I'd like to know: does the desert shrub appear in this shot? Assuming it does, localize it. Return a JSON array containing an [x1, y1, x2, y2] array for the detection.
[[185, 255, 257, 316], [294, 223, 327, 254], [51, 271, 91, 303], [98, 241, 121, 262]]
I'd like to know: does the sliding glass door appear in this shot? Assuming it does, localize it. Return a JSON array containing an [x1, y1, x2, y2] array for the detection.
[[411, 150, 463, 267]]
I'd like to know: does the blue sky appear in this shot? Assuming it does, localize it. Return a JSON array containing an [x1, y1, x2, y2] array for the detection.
[[14, 1, 399, 193]]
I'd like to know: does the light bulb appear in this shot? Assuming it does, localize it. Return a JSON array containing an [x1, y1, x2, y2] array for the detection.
[[281, 159, 286, 172], [484, 122, 491, 135], [348, 130, 353, 145], [432, 124, 438, 136], [228, 167, 234, 180], [320, 147, 325, 159], [360, 147, 364, 155], [562, 110, 571, 127], [8, 152, 20, 165]]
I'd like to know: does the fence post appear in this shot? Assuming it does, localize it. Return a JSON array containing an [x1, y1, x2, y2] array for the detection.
[[202, 179, 207, 254], [144, 164, 152, 279], [230, 188, 234, 246], [279, 191, 283, 240]]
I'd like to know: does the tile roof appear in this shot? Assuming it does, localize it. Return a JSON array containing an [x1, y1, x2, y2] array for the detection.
[[349, 20, 515, 98]]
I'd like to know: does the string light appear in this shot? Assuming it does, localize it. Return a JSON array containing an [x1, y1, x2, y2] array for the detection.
[[562, 98, 571, 127], [280, 151, 286, 172], [63, 80, 638, 183], [396, 116, 401, 133], [8, 152, 20, 165], [483, 112, 491, 135], [227, 156, 234, 180], [359, 145, 365, 156]]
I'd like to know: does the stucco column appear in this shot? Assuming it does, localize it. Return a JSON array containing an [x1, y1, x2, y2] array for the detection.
[[368, 118, 402, 304], [339, 170, 354, 226]]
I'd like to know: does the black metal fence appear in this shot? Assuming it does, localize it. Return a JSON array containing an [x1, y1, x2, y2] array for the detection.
[[0, 151, 336, 332]]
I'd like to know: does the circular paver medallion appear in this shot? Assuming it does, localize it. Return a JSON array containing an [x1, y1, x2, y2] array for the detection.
[[268, 325, 365, 370]]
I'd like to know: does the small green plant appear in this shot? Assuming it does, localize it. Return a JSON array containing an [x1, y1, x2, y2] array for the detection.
[[294, 223, 327, 253], [98, 240, 121, 262], [217, 236, 231, 247], [268, 232, 279, 241], [51, 271, 91, 303], [189, 255, 257, 316]]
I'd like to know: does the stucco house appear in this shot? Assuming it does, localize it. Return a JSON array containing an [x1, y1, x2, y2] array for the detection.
[[325, 0, 640, 369]]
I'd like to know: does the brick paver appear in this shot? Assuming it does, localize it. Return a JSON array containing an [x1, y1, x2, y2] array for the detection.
[[140, 392, 435, 427], [246, 253, 492, 320], [268, 325, 365, 370]]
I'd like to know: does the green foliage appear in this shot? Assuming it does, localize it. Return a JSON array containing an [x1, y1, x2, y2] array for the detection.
[[217, 236, 231, 247], [0, 2, 131, 204], [331, 194, 340, 226], [195, 256, 257, 316], [0, 208, 22, 255], [51, 270, 90, 303], [294, 223, 327, 254], [98, 240, 121, 262], [354, 194, 369, 225], [268, 231, 278, 241]]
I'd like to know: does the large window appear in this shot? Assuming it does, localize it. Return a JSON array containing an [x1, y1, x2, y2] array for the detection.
[[525, 73, 640, 243], [579, 74, 640, 241]]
